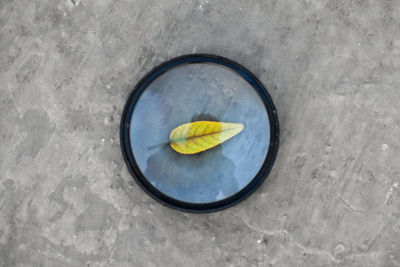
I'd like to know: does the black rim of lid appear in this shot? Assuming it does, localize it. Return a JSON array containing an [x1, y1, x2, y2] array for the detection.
[[120, 54, 279, 213]]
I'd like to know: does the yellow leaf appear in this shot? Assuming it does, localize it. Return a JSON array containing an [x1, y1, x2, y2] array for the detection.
[[169, 121, 244, 154]]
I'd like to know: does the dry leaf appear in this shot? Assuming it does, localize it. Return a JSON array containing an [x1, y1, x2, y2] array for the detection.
[[169, 121, 244, 154]]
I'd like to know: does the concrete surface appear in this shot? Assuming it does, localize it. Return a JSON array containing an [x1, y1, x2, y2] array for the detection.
[[0, 0, 399, 266]]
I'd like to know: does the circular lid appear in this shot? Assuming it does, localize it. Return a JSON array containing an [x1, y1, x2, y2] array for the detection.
[[120, 54, 279, 212]]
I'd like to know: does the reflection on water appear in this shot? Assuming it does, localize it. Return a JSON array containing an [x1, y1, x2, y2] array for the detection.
[[145, 114, 239, 203], [130, 63, 270, 203]]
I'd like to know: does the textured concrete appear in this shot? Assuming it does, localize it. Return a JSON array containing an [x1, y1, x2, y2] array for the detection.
[[1, 0, 400, 266]]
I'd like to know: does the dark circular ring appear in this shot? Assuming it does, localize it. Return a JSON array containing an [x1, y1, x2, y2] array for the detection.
[[120, 54, 279, 213]]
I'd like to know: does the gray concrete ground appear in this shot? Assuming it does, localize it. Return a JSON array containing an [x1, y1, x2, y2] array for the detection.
[[1, 0, 400, 266]]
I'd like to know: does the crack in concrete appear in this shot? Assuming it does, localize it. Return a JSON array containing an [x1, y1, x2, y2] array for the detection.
[[238, 217, 337, 262], [291, 241, 337, 262], [363, 223, 385, 251], [241, 217, 391, 263], [240, 219, 288, 237], [340, 223, 388, 260], [336, 193, 363, 213]]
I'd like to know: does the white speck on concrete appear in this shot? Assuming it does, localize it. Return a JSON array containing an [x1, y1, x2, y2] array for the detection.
[[385, 182, 399, 205], [104, 115, 114, 125], [333, 243, 345, 257], [132, 206, 140, 216]]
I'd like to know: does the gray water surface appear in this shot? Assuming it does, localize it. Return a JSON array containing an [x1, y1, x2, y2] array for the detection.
[[130, 63, 270, 203]]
